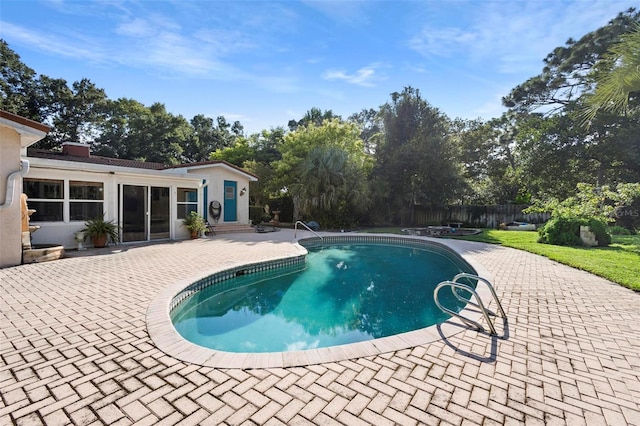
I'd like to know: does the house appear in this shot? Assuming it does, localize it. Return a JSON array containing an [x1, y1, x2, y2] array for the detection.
[[1, 111, 50, 267], [1, 111, 257, 266]]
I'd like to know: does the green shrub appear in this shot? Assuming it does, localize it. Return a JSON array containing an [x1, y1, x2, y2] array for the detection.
[[249, 205, 265, 225], [538, 215, 582, 246], [609, 225, 633, 235], [585, 218, 611, 246], [538, 215, 611, 246]]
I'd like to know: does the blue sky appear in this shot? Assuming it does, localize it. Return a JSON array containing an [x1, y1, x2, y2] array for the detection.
[[1, 0, 635, 134]]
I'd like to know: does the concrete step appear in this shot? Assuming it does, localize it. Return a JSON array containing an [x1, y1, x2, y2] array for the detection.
[[207, 223, 255, 235]]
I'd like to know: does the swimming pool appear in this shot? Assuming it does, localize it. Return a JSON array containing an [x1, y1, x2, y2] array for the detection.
[[169, 236, 476, 353]]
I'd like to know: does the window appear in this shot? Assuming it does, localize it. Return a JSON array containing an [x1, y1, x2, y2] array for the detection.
[[225, 186, 235, 199], [177, 188, 198, 219], [24, 179, 64, 222], [70, 181, 104, 221]]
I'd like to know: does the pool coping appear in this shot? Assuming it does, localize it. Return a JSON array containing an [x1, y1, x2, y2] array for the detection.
[[146, 233, 495, 369]]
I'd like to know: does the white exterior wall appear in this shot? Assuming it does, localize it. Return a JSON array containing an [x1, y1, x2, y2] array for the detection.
[[187, 165, 255, 225], [25, 161, 206, 248], [0, 127, 24, 267], [0, 114, 48, 268], [9, 152, 255, 253]]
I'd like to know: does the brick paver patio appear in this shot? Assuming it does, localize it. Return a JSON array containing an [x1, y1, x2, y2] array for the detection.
[[1, 230, 639, 425]]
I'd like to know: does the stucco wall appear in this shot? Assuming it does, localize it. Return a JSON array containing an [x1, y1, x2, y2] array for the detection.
[[25, 164, 204, 248], [0, 127, 24, 267], [188, 166, 253, 225]]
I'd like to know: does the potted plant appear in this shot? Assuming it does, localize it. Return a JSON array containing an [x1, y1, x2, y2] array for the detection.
[[81, 215, 119, 248], [182, 211, 206, 238]]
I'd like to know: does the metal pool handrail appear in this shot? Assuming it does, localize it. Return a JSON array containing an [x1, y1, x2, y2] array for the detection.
[[451, 273, 506, 318], [434, 273, 506, 335], [294, 220, 323, 242]]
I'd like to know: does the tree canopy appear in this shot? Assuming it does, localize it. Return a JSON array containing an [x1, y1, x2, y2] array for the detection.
[[2, 8, 639, 229], [374, 87, 463, 224], [275, 119, 372, 226], [581, 22, 640, 123]]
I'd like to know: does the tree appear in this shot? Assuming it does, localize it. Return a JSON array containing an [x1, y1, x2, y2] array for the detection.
[[582, 23, 640, 123], [452, 114, 536, 205], [287, 107, 341, 131], [296, 146, 370, 226], [184, 114, 217, 162], [92, 99, 189, 164], [209, 127, 284, 168], [275, 119, 371, 226], [503, 8, 640, 114], [251, 127, 285, 165], [244, 128, 285, 206], [526, 182, 640, 246], [0, 40, 42, 121], [348, 108, 383, 154], [43, 78, 109, 147], [183, 114, 245, 162], [501, 9, 640, 196], [374, 87, 463, 224], [209, 137, 254, 166], [1, 42, 110, 149]]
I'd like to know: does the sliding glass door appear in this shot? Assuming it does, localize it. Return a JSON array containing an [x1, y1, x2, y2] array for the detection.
[[121, 184, 170, 242], [150, 186, 170, 240]]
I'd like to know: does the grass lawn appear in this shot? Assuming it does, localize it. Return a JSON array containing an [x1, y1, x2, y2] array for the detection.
[[361, 227, 639, 291], [448, 230, 640, 291]]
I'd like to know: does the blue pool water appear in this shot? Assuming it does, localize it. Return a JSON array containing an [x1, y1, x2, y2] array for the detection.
[[171, 243, 474, 353]]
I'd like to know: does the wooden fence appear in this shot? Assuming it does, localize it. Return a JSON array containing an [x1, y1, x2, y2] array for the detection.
[[413, 205, 550, 228]]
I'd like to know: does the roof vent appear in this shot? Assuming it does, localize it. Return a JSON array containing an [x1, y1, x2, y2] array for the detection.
[[62, 142, 90, 157]]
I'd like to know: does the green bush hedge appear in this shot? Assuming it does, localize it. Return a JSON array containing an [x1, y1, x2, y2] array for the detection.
[[249, 205, 266, 225], [609, 225, 633, 235], [585, 218, 611, 246], [538, 215, 611, 247]]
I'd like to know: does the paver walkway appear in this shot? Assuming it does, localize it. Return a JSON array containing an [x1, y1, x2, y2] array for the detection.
[[1, 231, 639, 425]]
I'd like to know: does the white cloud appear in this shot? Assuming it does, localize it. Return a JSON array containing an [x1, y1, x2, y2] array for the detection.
[[115, 17, 156, 38], [408, 27, 476, 58], [407, 0, 630, 75], [323, 63, 387, 87], [0, 21, 107, 63]]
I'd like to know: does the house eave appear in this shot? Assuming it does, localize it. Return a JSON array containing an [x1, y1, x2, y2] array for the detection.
[[25, 157, 209, 182], [167, 161, 258, 181]]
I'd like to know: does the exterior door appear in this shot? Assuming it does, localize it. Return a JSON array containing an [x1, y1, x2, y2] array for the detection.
[[121, 185, 170, 242], [122, 185, 147, 242], [150, 186, 170, 240], [223, 180, 237, 222]]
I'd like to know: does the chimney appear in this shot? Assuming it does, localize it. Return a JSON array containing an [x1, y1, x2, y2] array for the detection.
[[62, 142, 90, 157]]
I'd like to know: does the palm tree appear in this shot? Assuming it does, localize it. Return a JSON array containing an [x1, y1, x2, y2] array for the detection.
[[582, 23, 640, 125], [295, 147, 369, 226]]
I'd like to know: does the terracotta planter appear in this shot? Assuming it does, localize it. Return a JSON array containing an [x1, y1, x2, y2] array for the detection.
[[92, 234, 108, 248], [190, 231, 199, 239]]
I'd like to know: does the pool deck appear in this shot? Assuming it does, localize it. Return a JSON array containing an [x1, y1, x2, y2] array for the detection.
[[1, 230, 639, 425]]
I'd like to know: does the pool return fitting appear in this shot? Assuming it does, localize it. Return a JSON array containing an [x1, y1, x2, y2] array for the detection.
[[434, 273, 506, 335]]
